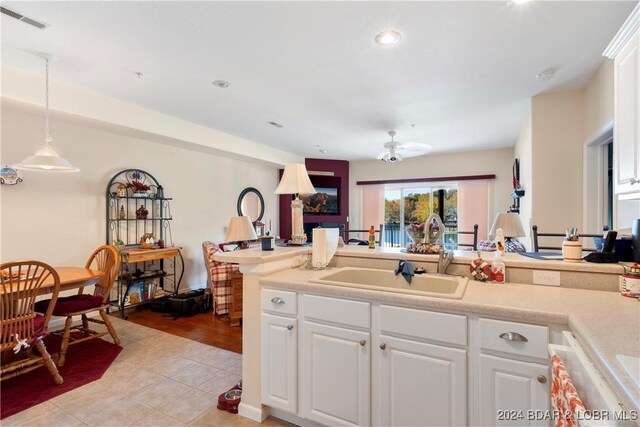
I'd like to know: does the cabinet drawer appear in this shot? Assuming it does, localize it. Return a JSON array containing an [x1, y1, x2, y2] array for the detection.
[[262, 288, 297, 316], [479, 318, 548, 360], [303, 294, 370, 329], [380, 305, 467, 346]]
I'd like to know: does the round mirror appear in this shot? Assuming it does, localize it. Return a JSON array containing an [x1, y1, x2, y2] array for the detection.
[[237, 187, 265, 223]]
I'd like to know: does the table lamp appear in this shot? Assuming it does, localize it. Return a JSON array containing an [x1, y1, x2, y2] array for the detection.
[[225, 216, 258, 250], [489, 212, 526, 252], [274, 164, 316, 244]]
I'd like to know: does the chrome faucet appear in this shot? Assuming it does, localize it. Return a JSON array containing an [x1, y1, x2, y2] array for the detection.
[[437, 248, 454, 274]]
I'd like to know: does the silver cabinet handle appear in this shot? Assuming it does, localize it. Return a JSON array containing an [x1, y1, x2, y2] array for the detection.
[[631, 177, 640, 185], [499, 332, 528, 342], [360, 339, 366, 347], [270, 297, 285, 304], [537, 375, 547, 384], [287, 325, 294, 331], [379, 343, 387, 350]]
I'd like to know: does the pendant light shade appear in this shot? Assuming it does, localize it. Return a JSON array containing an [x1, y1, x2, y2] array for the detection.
[[13, 55, 79, 172]]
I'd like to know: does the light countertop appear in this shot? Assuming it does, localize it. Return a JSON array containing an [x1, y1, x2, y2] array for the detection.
[[335, 245, 628, 274], [259, 266, 640, 416], [215, 244, 627, 274]]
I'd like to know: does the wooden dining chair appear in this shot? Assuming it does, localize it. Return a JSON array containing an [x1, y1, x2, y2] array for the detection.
[[531, 225, 606, 253], [35, 245, 121, 366], [1, 261, 63, 384]]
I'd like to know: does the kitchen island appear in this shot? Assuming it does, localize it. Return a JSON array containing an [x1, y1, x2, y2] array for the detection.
[[214, 245, 639, 426]]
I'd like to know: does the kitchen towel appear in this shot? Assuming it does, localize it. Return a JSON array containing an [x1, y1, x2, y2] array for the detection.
[[551, 354, 587, 427], [394, 259, 415, 284]]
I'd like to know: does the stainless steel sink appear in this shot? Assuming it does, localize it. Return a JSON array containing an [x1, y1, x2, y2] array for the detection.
[[310, 267, 468, 299]]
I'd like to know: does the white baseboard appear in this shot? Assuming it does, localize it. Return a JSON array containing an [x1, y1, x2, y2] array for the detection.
[[267, 408, 323, 427], [238, 403, 268, 423]]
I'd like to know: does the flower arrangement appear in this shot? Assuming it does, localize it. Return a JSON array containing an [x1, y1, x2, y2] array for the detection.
[[130, 181, 150, 192]]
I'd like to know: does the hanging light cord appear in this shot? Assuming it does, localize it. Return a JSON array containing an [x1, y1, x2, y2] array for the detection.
[[44, 58, 51, 143]]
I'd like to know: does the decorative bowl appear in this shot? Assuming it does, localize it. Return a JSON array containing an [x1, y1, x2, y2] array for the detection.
[[405, 223, 425, 243]]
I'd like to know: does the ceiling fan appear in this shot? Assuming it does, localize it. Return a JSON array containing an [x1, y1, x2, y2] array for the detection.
[[377, 131, 432, 163]]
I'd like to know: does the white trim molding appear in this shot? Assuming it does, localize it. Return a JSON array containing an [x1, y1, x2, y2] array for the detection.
[[603, 3, 640, 59]]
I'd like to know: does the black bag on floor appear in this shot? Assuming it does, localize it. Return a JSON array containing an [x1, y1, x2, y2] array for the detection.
[[150, 296, 172, 313], [169, 288, 212, 319]]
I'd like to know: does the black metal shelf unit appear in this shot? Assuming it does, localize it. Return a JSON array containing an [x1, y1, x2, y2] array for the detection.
[[105, 169, 184, 318]]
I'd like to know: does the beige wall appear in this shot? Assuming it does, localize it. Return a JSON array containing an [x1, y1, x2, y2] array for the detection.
[[531, 90, 585, 236], [0, 104, 281, 289], [349, 147, 514, 237], [515, 60, 620, 247], [514, 104, 533, 247], [584, 60, 615, 139]]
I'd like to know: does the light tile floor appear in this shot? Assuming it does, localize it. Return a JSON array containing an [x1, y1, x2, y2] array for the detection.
[[3, 317, 294, 427]]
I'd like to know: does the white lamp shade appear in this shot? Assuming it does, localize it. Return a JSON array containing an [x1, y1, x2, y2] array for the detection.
[[274, 164, 316, 195], [489, 212, 526, 238], [14, 144, 80, 172], [225, 216, 258, 242]]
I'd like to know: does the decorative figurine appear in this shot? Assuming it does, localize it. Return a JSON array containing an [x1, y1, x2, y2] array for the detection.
[[470, 251, 491, 282], [495, 228, 505, 254], [119, 205, 126, 219], [115, 183, 127, 197], [135, 204, 149, 219]]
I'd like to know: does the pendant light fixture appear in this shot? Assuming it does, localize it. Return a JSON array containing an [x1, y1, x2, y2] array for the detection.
[[14, 54, 80, 172]]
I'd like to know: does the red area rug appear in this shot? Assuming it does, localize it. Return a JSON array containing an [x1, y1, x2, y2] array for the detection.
[[1, 333, 122, 419]]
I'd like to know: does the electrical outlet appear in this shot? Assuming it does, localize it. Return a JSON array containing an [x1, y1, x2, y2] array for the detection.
[[533, 270, 561, 286]]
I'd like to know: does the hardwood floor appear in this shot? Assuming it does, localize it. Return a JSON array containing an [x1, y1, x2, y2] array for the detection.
[[111, 308, 243, 354]]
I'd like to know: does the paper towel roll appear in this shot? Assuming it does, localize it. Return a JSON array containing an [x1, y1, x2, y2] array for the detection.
[[324, 228, 340, 264], [312, 228, 327, 267]]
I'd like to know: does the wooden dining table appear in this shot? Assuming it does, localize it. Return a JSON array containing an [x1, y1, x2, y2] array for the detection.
[[0, 267, 104, 295]]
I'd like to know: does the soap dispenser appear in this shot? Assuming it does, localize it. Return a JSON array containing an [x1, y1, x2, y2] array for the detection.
[[491, 251, 506, 283]]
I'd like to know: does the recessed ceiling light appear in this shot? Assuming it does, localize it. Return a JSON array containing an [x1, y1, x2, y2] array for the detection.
[[375, 30, 401, 45], [512, 0, 531, 4], [268, 121, 283, 128], [212, 80, 230, 88], [536, 67, 557, 81]]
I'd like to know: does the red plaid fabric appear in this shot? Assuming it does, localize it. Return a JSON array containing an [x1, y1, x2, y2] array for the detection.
[[202, 241, 239, 315], [551, 354, 587, 427]]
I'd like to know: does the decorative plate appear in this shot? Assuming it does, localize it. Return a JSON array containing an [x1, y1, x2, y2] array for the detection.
[[0, 166, 22, 185]]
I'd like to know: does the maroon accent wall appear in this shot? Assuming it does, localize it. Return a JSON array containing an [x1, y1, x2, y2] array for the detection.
[[278, 158, 350, 240]]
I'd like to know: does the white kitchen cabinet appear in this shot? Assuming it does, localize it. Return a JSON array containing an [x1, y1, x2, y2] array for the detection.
[[606, 6, 640, 196], [478, 353, 549, 427], [375, 334, 467, 427], [261, 313, 297, 413], [302, 320, 370, 427], [614, 31, 640, 195]]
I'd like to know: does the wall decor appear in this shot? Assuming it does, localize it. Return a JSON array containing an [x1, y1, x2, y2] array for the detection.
[[0, 166, 23, 185]]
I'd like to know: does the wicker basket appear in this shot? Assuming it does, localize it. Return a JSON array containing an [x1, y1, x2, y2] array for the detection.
[[140, 233, 155, 249]]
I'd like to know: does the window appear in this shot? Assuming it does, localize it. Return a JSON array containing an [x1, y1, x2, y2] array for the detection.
[[383, 184, 458, 248]]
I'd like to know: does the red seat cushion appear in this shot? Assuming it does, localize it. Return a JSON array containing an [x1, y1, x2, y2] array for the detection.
[[35, 294, 104, 316], [1, 314, 45, 342]]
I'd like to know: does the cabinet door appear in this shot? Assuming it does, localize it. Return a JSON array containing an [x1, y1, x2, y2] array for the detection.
[[479, 354, 549, 427], [302, 321, 370, 426], [261, 313, 297, 413], [375, 335, 467, 427], [615, 30, 640, 195]]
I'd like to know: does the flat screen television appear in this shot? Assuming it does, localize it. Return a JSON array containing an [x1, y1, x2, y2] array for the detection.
[[300, 187, 339, 215]]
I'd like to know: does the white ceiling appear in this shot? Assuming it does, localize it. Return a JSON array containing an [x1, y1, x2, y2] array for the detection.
[[1, 1, 636, 161]]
